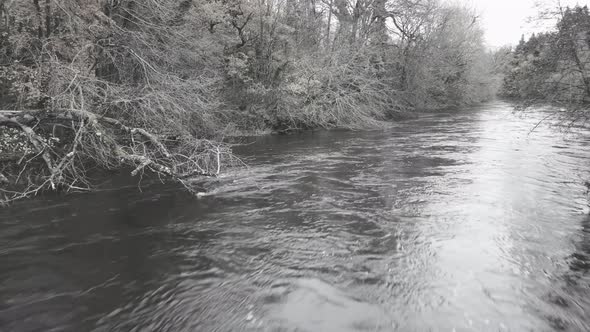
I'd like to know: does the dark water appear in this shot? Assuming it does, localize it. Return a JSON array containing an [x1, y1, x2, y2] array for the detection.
[[2, 102, 590, 331]]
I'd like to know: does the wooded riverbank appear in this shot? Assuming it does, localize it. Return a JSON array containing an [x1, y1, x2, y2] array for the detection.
[[0, 0, 501, 203]]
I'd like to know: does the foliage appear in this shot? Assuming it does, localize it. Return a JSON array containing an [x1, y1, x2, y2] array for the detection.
[[499, 5, 590, 113], [0, 0, 497, 203]]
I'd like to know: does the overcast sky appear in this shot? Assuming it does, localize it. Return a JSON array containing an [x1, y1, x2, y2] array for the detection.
[[462, 0, 590, 48]]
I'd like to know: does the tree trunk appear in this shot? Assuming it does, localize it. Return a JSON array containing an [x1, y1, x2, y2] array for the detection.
[[44, 0, 51, 37], [0, 0, 8, 32], [326, 0, 333, 49], [350, 0, 360, 43], [32, 0, 43, 38]]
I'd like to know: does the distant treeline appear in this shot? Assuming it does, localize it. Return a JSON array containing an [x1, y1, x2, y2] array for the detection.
[[0, 0, 498, 202], [498, 5, 590, 111]]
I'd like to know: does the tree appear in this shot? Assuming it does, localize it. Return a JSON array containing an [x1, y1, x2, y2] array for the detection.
[[499, 5, 590, 111], [0, 0, 498, 203], [0, 0, 238, 204]]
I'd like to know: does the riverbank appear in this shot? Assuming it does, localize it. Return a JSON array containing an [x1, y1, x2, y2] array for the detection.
[[0, 0, 503, 204], [1, 96, 492, 205]]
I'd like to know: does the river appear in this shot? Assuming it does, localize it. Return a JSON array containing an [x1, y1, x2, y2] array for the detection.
[[1, 102, 590, 331]]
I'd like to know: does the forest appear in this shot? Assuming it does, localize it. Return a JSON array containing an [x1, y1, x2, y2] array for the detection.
[[6, 0, 586, 203], [499, 4, 590, 118]]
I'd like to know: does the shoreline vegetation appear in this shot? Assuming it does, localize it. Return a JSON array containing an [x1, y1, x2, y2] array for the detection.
[[1, 0, 587, 204], [496, 4, 590, 124]]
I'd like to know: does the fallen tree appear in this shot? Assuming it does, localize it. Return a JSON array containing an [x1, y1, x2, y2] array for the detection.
[[0, 106, 234, 204], [0, 0, 240, 204]]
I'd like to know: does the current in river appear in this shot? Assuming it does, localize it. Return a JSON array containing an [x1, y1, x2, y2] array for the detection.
[[1, 102, 590, 331]]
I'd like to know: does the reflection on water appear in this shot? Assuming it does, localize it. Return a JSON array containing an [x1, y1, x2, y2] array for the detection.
[[1, 102, 590, 331]]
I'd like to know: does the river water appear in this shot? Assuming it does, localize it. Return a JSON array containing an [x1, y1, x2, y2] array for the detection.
[[2, 102, 590, 331]]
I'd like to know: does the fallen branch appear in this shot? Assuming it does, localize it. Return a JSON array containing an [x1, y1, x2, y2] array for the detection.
[[0, 115, 55, 183], [63, 108, 172, 158]]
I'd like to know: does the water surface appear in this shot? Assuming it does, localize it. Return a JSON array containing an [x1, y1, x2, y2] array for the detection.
[[1, 102, 590, 331]]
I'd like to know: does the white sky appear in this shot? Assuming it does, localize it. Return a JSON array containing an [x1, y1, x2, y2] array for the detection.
[[459, 0, 590, 48]]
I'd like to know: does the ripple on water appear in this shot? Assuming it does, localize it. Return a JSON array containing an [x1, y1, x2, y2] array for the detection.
[[263, 278, 393, 332], [2, 102, 590, 331]]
